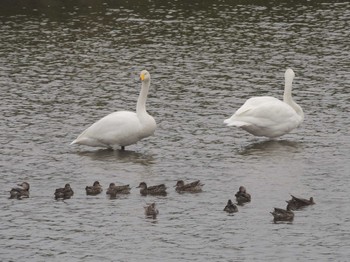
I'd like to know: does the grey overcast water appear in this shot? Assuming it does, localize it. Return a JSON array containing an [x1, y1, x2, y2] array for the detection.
[[0, 0, 349, 261]]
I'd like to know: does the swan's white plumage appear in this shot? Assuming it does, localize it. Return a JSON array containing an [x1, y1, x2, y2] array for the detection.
[[71, 70, 156, 149], [224, 68, 303, 138]]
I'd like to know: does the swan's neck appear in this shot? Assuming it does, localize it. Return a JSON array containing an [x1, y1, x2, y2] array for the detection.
[[136, 79, 150, 116], [283, 75, 304, 122]]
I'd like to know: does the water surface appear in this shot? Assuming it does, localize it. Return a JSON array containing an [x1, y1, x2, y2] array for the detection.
[[1, 1, 349, 261]]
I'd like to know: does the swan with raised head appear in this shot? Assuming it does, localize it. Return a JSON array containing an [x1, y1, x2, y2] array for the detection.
[[71, 70, 156, 150], [224, 69, 303, 138]]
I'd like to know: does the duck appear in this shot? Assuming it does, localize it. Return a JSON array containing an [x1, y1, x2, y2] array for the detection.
[[54, 183, 74, 200], [71, 70, 156, 150], [224, 68, 304, 138], [224, 199, 238, 214], [106, 183, 131, 197], [270, 207, 294, 222], [286, 195, 315, 210], [9, 182, 30, 199], [144, 202, 159, 218], [85, 181, 103, 195], [136, 182, 167, 196], [175, 180, 204, 193], [235, 186, 251, 205]]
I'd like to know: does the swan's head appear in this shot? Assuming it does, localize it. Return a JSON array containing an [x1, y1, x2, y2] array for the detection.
[[140, 70, 150, 82], [285, 68, 295, 79]]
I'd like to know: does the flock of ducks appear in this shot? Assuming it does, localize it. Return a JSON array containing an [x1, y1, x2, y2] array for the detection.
[[9, 181, 315, 221], [271, 195, 315, 223], [70, 68, 304, 151]]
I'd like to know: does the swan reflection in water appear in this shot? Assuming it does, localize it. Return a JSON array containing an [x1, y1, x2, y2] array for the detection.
[[76, 148, 155, 165], [238, 139, 303, 157]]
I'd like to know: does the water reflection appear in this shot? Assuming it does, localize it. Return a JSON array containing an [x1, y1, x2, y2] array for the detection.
[[76, 148, 155, 164], [238, 139, 303, 156]]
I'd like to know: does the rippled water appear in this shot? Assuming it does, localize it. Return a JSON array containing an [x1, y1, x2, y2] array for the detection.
[[1, 1, 349, 261]]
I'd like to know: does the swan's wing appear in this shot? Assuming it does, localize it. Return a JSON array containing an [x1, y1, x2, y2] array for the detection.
[[72, 111, 141, 146], [225, 97, 298, 127]]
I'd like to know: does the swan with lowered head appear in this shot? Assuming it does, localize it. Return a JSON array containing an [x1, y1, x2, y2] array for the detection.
[[71, 70, 156, 150], [224, 69, 303, 138]]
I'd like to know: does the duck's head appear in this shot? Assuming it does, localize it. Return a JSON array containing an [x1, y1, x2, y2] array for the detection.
[[227, 199, 233, 205], [64, 183, 71, 189], [93, 181, 100, 186], [109, 183, 115, 188], [137, 182, 147, 189], [18, 182, 30, 190], [239, 186, 246, 193], [175, 180, 184, 187]]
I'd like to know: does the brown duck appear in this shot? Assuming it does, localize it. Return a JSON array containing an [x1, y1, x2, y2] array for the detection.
[[286, 195, 315, 210], [175, 180, 204, 193], [55, 183, 74, 200], [235, 186, 251, 205], [137, 182, 167, 196], [9, 182, 30, 200], [85, 181, 103, 195]]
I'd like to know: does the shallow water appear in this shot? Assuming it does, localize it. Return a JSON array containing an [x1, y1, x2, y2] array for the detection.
[[1, 1, 349, 261]]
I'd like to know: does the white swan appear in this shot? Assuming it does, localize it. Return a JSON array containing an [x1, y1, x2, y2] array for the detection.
[[224, 68, 303, 138], [71, 70, 156, 150]]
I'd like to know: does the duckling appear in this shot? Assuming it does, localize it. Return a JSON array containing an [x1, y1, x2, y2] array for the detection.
[[235, 186, 251, 205], [9, 182, 30, 199], [106, 183, 131, 197], [54, 183, 74, 200], [137, 182, 167, 196], [224, 199, 238, 214], [175, 180, 204, 193], [270, 207, 294, 222], [286, 195, 315, 210], [144, 202, 159, 218], [85, 181, 103, 195]]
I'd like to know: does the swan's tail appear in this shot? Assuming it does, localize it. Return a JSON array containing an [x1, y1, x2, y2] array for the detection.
[[224, 118, 248, 127]]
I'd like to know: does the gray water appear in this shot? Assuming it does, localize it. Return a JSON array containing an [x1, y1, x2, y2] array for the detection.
[[1, 1, 349, 261]]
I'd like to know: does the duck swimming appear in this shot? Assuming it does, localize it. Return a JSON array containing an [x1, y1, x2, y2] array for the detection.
[[70, 70, 156, 150], [55, 183, 74, 200], [235, 186, 251, 205], [271, 207, 294, 222], [137, 182, 167, 196], [9, 182, 30, 200], [106, 183, 131, 197], [286, 195, 315, 210], [85, 181, 103, 195], [224, 69, 303, 138], [144, 202, 159, 219], [224, 199, 238, 214], [175, 180, 204, 193]]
